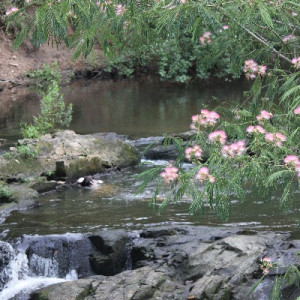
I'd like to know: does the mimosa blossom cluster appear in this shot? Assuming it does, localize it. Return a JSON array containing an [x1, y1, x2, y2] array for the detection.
[[282, 35, 297, 42], [5, 7, 18, 15], [222, 141, 246, 158], [195, 167, 215, 183], [265, 132, 286, 147], [294, 106, 300, 115], [256, 110, 273, 122], [160, 165, 179, 184], [260, 257, 273, 275], [291, 57, 300, 68], [190, 109, 220, 129], [199, 32, 211, 45], [116, 4, 126, 15], [185, 145, 202, 160], [246, 110, 287, 147], [208, 130, 227, 145], [246, 125, 266, 134], [243, 59, 267, 79], [284, 155, 300, 177]]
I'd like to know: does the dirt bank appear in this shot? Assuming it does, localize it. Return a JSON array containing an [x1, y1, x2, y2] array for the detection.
[[0, 29, 107, 91]]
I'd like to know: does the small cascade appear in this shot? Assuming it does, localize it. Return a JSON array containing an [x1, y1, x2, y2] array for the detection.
[[29, 254, 59, 278], [0, 236, 83, 300], [123, 241, 133, 271]]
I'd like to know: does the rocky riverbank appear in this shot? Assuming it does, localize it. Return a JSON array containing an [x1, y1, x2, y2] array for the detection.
[[2, 225, 295, 300]]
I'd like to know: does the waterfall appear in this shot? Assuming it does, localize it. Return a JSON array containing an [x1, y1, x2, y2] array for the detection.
[[0, 240, 78, 300]]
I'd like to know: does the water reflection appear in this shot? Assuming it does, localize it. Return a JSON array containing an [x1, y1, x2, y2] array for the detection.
[[64, 78, 248, 137], [0, 78, 248, 141]]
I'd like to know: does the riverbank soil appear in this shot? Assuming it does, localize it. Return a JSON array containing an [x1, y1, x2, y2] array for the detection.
[[0, 30, 106, 91]]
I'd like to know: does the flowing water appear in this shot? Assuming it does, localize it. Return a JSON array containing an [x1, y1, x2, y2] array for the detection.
[[0, 78, 299, 298]]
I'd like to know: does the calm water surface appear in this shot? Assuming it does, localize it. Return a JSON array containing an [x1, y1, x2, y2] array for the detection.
[[0, 78, 248, 140], [0, 78, 299, 239]]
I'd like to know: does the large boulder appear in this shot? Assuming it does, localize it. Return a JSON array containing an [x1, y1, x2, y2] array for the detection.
[[0, 130, 140, 181]]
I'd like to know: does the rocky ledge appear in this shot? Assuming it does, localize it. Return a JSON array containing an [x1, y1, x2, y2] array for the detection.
[[26, 225, 300, 300]]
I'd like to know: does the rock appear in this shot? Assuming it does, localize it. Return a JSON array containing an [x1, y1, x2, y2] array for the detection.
[[9, 185, 39, 210], [144, 144, 180, 160], [30, 267, 188, 300], [0, 241, 14, 290], [30, 277, 99, 300], [131, 136, 164, 151], [29, 226, 300, 300], [0, 130, 140, 182], [88, 230, 130, 276], [29, 179, 57, 194]]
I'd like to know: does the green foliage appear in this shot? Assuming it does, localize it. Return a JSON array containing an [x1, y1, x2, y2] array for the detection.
[[4, 0, 300, 82], [0, 183, 15, 203], [28, 63, 62, 93], [20, 124, 39, 139], [16, 145, 38, 159], [32, 81, 73, 135], [138, 91, 299, 219], [21, 64, 73, 138]]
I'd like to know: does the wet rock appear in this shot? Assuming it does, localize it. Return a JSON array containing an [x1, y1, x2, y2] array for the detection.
[[23, 234, 99, 279], [0, 241, 14, 290], [88, 229, 130, 276], [30, 277, 99, 300], [29, 179, 57, 194], [9, 185, 39, 210], [30, 267, 188, 300], [29, 225, 300, 300], [0, 130, 140, 218], [144, 144, 180, 160], [131, 136, 164, 151]]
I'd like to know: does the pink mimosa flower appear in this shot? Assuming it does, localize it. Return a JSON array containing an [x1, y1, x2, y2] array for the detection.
[[6, 7, 18, 15], [161, 165, 179, 184], [256, 110, 273, 122], [195, 167, 214, 183], [185, 145, 202, 160], [190, 109, 220, 129], [275, 132, 286, 141], [208, 130, 227, 145], [294, 106, 300, 115], [265, 133, 274, 142], [222, 140, 246, 158], [243, 59, 267, 79], [291, 57, 300, 68], [208, 175, 215, 183], [199, 32, 211, 45], [246, 126, 255, 133], [284, 155, 299, 166]]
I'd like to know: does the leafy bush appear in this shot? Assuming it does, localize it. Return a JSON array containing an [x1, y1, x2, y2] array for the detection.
[[28, 63, 62, 93], [16, 145, 38, 159], [21, 64, 73, 139], [0, 183, 15, 203]]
